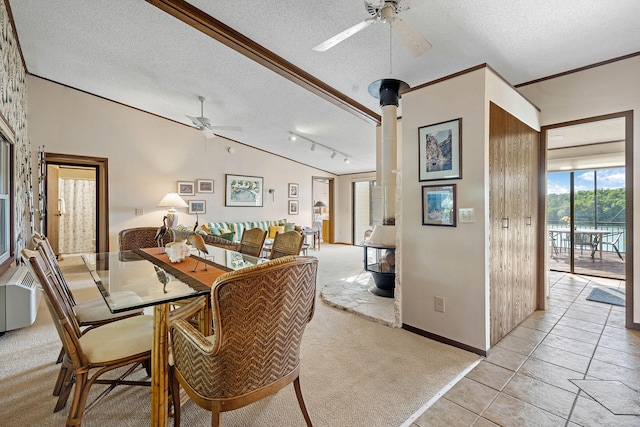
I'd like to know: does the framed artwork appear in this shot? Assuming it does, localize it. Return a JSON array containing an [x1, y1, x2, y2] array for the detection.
[[422, 184, 456, 227], [177, 181, 195, 196], [288, 183, 299, 198], [188, 200, 206, 214], [225, 174, 263, 207], [418, 118, 462, 181], [197, 179, 214, 193], [288, 200, 299, 215]]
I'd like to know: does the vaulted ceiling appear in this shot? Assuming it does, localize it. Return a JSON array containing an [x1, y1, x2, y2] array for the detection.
[[8, 0, 640, 174]]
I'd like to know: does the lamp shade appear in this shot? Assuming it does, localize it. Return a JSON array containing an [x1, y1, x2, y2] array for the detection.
[[314, 201, 327, 208], [157, 193, 188, 209]]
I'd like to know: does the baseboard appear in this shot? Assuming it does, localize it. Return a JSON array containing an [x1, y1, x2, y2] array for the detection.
[[402, 324, 488, 357]]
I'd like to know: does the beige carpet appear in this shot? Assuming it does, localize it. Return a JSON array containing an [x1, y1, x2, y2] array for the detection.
[[0, 246, 479, 426]]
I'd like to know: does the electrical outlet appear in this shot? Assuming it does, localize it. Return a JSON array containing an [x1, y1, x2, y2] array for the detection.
[[135, 208, 144, 216], [435, 296, 445, 313]]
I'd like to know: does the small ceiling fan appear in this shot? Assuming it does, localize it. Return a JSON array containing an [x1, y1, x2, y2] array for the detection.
[[313, 0, 432, 57], [186, 96, 242, 138]]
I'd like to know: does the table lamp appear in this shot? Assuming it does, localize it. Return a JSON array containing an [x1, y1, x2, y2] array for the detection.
[[157, 192, 188, 229]]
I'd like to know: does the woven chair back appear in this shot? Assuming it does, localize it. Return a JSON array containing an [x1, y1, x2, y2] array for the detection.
[[33, 235, 77, 306], [269, 230, 304, 259], [118, 227, 171, 251], [238, 228, 267, 257], [171, 255, 318, 400]]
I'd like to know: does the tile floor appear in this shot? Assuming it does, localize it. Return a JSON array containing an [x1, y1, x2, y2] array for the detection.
[[413, 271, 640, 426]]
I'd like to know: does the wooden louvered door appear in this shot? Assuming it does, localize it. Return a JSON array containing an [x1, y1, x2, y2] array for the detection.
[[489, 102, 539, 346]]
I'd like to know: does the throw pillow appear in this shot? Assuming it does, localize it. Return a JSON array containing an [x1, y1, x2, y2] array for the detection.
[[218, 232, 235, 241], [268, 225, 285, 238], [284, 222, 295, 232]]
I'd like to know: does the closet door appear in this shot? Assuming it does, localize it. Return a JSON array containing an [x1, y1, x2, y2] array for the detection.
[[489, 102, 539, 346]]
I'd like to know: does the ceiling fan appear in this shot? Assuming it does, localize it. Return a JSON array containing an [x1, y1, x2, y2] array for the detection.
[[186, 96, 242, 138], [312, 0, 432, 57]]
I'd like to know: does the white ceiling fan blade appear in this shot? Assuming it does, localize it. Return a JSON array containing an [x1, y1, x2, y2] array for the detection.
[[186, 115, 205, 128], [392, 17, 432, 57], [313, 18, 376, 52], [208, 125, 243, 132]]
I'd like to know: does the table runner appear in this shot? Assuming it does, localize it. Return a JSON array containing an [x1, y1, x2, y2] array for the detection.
[[135, 247, 232, 290]]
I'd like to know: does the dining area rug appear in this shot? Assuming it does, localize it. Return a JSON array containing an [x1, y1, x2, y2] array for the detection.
[[0, 249, 479, 426]]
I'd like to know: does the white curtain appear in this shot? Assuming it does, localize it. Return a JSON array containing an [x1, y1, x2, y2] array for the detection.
[[58, 177, 96, 254]]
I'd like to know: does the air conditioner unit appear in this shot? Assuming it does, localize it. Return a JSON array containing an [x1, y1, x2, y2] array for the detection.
[[0, 265, 41, 333]]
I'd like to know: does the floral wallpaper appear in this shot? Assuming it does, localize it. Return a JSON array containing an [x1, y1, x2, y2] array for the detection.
[[0, 0, 32, 258]]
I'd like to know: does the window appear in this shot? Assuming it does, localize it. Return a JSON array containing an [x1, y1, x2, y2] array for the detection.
[[0, 131, 13, 271]]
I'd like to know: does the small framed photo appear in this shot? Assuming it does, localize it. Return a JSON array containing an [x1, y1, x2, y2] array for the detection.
[[288, 183, 299, 198], [288, 200, 299, 215], [188, 200, 206, 214], [197, 179, 214, 193], [177, 181, 195, 196], [418, 118, 462, 181], [422, 184, 456, 227], [225, 174, 263, 207]]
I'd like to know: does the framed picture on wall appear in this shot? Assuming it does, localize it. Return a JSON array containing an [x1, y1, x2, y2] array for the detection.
[[422, 184, 456, 227], [225, 174, 263, 207], [188, 200, 206, 214], [418, 118, 462, 181], [197, 179, 214, 193], [288, 183, 299, 198], [177, 181, 195, 196], [288, 200, 299, 215]]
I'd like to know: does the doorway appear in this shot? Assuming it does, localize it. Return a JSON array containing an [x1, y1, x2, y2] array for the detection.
[[44, 153, 109, 254], [542, 110, 635, 329], [352, 180, 375, 244], [312, 177, 333, 243]]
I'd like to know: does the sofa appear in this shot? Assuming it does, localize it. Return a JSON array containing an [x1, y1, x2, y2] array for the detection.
[[170, 227, 240, 251], [197, 219, 300, 242]]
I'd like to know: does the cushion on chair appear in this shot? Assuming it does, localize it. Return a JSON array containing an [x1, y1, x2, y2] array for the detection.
[[79, 315, 153, 363]]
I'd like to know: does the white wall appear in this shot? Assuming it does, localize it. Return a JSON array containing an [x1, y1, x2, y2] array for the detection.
[[400, 67, 539, 351], [517, 55, 640, 324], [27, 76, 336, 249]]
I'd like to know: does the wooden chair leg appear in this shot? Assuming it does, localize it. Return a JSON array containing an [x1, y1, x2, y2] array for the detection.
[[170, 367, 181, 427], [293, 377, 313, 427], [56, 347, 64, 364], [53, 364, 71, 396], [66, 371, 91, 427], [211, 409, 221, 427]]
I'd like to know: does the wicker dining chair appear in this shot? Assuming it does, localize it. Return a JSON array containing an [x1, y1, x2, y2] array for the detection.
[[269, 230, 305, 260], [118, 226, 173, 251], [22, 248, 154, 426], [237, 227, 267, 257], [33, 236, 144, 368], [170, 255, 318, 427]]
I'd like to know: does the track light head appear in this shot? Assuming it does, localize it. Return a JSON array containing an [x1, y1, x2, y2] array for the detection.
[[344, 157, 350, 164], [289, 133, 297, 142], [331, 151, 337, 159], [310, 143, 316, 151]]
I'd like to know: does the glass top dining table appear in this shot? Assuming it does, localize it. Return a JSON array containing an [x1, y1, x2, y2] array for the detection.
[[81, 244, 263, 426], [82, 244, 262, 313]]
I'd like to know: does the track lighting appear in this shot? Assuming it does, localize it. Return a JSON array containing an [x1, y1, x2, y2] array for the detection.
[[288, 131, 350, 163]]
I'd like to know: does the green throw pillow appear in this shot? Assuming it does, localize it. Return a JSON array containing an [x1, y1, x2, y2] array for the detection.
[[284, 222, 295, 232], [218, 232, 235, 241], [208, 227, 221, 236]]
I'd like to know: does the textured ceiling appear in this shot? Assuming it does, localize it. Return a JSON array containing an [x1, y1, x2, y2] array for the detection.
[[9, 0, 640, 174]]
